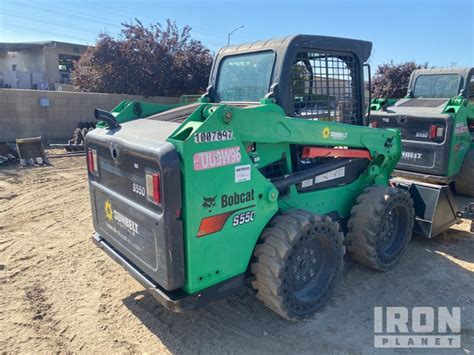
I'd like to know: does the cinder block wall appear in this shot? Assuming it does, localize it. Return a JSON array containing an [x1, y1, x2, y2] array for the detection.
[[0, 89, 180, 142]]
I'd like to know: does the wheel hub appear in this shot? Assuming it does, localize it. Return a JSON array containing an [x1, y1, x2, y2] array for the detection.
[[287, 239, 323, 292], [377, 205, 405, 257]]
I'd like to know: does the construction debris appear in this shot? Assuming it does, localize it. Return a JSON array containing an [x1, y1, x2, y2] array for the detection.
[[65, 122, 96, 152], [16, 137, 49, 167], [0, 143, 18, 166]]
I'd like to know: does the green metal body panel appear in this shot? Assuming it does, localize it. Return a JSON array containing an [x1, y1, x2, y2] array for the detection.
[[167, 101, 401, 294], [369, 98, 398, 111], [442, 97, 474, 175], [95, 95, 199, 128]]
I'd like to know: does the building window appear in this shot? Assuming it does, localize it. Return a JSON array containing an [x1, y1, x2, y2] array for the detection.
[[12, 64, 17, 71], [58, 54, 80, 84]]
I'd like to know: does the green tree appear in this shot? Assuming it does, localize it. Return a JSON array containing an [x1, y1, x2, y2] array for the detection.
[[72, 19, 213, 96]]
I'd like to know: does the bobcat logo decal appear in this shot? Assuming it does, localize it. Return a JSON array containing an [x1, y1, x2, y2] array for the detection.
[[202, 195, 217, 208], [384, 136, 394, 149]]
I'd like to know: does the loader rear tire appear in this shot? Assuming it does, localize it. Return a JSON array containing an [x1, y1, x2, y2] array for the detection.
[[73, 128, 84, 144], [251, 210, 344, 321], [346, 186, 414, 272], [456, 149, 474, 197], [81, 128, 88, 140]]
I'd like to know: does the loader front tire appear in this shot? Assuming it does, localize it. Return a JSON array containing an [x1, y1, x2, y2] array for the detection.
[[251, 210, 344, 321], [456, 149, 474, 197], [346, 186, 414, 271]]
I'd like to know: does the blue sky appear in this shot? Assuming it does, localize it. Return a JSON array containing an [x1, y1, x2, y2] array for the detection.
[[0, 0, 472, 68]]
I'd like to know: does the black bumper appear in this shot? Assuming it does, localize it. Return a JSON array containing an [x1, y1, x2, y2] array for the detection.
[[92, 233, 244, 312]]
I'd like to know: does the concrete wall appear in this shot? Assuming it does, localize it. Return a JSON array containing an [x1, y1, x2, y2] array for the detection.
[[0, 89, 180, 142]]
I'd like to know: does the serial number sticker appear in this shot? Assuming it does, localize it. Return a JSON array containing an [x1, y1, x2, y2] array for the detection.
[[193, 146, 241, 171], [194, 130, 234, 143], [235, 164, 251, 183]]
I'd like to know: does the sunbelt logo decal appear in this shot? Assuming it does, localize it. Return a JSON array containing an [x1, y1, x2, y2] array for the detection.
[[104, 199, 139, 235], [105, 199, 113, 222], [322, 126, 347, 140]]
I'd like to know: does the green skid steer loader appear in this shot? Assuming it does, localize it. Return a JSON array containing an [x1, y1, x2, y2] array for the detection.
[[86, 35, 415, 320], [369, 68, 474, 236]]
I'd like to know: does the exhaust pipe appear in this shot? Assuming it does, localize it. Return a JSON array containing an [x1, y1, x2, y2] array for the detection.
[[94, 108, 121, 130]]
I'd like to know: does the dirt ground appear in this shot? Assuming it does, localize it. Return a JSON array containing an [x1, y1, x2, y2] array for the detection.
[[1, 152, 473, 353]]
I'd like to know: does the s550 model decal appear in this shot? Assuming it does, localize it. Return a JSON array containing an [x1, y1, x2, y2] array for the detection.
[[415, 132, 428, 138], [132, 182, 146, 196], [194, 130, 233, 143], [232, 211, 255, 227], [193, 146, 241, 171]]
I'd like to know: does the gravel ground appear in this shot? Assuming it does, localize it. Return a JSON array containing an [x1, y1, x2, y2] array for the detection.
[[0, 153, 473, 353]]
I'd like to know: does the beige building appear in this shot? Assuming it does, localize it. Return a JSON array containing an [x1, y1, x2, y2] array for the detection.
[[0, 41, 88, 91]]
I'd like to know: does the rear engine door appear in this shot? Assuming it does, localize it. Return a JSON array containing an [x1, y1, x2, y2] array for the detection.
[[86, 120, 184, 291], [370, 110, 452, 176]]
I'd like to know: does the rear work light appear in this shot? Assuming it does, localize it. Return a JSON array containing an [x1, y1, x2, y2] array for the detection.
[[146, 171, 161, 205], [429, 124, 444, 140], [87, 148, 98, 175]]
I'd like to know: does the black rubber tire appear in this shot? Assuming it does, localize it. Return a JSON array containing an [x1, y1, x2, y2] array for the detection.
[[81, 128, 88, 139], [73, 128, 83, 144], [251, 210, 345, 321], [346, 186, 415, 272], [455, 149, 474, 197]]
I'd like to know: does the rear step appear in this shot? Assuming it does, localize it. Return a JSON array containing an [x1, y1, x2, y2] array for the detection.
[[92, 234, 244, 312]]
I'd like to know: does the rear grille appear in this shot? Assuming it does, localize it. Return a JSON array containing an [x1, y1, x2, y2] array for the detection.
[[148, 103, 200, 123], [397, 99, 447, 108]]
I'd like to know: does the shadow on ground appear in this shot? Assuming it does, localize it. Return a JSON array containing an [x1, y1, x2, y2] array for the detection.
[[122, 230, 474, 354]]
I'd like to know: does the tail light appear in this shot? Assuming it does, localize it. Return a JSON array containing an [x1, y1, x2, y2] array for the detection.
[[429, 125, 444, 140], [146, 171, 161, 205], [87, 148, 98, 175]]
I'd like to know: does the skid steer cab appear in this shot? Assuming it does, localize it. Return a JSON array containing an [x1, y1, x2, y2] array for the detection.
[[86, 35, 415, 321], [369, 67, 474, 237]]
